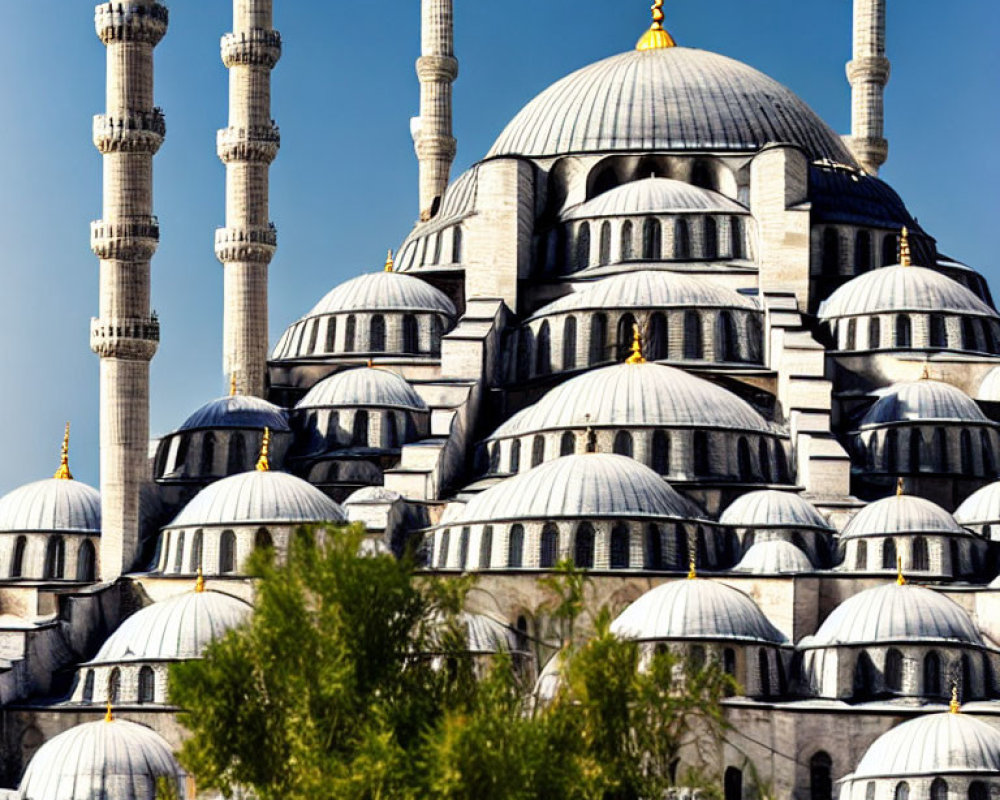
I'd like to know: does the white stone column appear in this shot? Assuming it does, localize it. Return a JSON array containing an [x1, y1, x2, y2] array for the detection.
[[845, 0, 890, 174]]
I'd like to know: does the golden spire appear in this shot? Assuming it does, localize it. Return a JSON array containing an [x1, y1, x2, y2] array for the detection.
[[899, 227, 911, 267], [256, 427, 271, 472], [105, 699, 113, 723], [53, 423, 73, 481], [950, 682, 961, 714], [229, 372, 238, 397], [896, 477, 904, 497], [636, 0, 677, 51], [687, 552, 697, 580], [896, 555, 906, 586], [384, 249, 394, 272], [195, 566, 205, 594], [626, 323, 646, 365]]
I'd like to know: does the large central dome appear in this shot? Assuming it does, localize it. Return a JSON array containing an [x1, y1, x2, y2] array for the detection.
[[487, 47, 857, 164]]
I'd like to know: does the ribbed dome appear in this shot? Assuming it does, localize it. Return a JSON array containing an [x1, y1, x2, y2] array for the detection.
[[492, 362, 770, 439], [344, 486, 403, 505], [955, 482, 1000, 526], [0, 479, 101, 534], [719, 490, 831, 530], [306, 271, 456, 317], [852, 712, 1000, 779], [487, 47, 855, 164], [610, 578, 787, 643], [296, 368, 427, 411], [167, 470, 346, 529], [88, 589, 251, 664], [18, 718, 186, 800], [840, 494, 967, 540], [429, 612, 522, 655], [178, 395, 289, 432], [977, 366, 1000, 401], [860, 381, 988, 427], [530, 271, 757, 318], [817, 266, 997, 320], [561, 177, 746, 221], [801, 584, 982, 647], [734, 541, 814, 574], [451, 454, 700, 525]]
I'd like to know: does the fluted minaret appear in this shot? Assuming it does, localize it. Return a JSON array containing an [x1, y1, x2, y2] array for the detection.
[[845, 0, 890, 174], [91, 1, 167, 580], [216, 0, 281, 398], [412, 0, 458, 221]]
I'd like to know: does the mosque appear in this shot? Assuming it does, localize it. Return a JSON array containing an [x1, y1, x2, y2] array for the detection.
[[1, 0, 999, 798]]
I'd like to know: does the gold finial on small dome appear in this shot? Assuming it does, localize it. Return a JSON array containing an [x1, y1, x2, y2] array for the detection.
[[53, 423, 73, 481], [687, 552, 697, 580], [896, 477, 905, 497], [899, 227, 912, 267], [636, 0, 677, 51], [626, 323, 646, 365], [256, 427, 271, 472], [195, 566, 205, 594], [950, 682, 961, 714], [921, 363, 931, 381], [105, 699, 113, 723], [384, 249, 395, 273], [896, 555, 906, 586]]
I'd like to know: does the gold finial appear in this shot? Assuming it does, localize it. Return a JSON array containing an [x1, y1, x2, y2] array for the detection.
[[636, 0, 677, 50], [256, 427, 271, 472], [384, 249, 394, 273], [950, 683, 961, 714], [105, 699, 113, 723], [896, 477, 905, 497], [195, 566, 205, 594], [367, 359, 374, 369], [921, 364, 931, 381], [899, 227, 911, 267], [53, 423, 73, 481], [229, 373, 238, 397], [626, 323, 646, 365], [687, 552, 697, 580], [896, 555, 906, 586]]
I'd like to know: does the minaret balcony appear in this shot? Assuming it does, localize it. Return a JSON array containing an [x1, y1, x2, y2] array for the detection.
[[416, 54, 459, 83], [846, 56, 891, 86], [91, 216, 160, 261], [217, 122, 280, 164], [95, 2, 168, 46], [90, 315, 160, 361], [93, 110, 166, 154], [221, 29, 282, 69], [215, 224, 278, 264]]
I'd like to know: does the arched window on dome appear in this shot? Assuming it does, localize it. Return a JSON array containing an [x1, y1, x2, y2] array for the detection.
[[220, 530, 236, 574], [576, 222, 591, 270], [648, 312, 667, 360], [509, 440, 521, 474], [255, 528, 273, 552], [757, 649, 771, 698], [138, 666, 155, 705], [108, 668, 121, 705], [845, 319, 857, 351], [452, 227, 463, 264], [617, 313, 637, 362], [855, 231, 872, 273], [613, 431, 633, 458], [865, 784, 876, 800], [809, 752, 833, 800], [924, 651, 941, 697], [642, 218, 662, 260], [589, 313, 608, 365], [885, 429, 898, 474], [724, 767, 742, 800], [652, 431, 670, 475], [644, 524, 663, 570], [352, 410, 369, 447], [885, 647, 903, 692], [853, 651, 876, 699], [563, 316, 578, 370], [402, 314, 419, 355], [730, 216, 744, 259], [758, 439, 772, 484], [693, 430, 710, 476], [718, 311, 738, 362], [704, 217, 718, 259], [508, 525, 524, 569], [868, 316, 881, 349], [969, 782, 989, 800], [307, 319, 320, 355], [599, 222, 612, 266], [344, 315, 357, 352], [620, 220, 635, 261], [929, 780, 948, 800], [674, 218, 691, 260], [82, 669, 95, 704], [982, 430, 996, 476], [674, 527, 689, 570], [10, 536, 26, 578], [737, 438, 753, 482], [961, 653, 973, 699], [560, 432, 575, 457], [432, 231, 443, 264], [882, 538, 897, 571], [540, 524, 559, 568], [961, 430, 975, 474], [190, 529, 204, 573], [535, 321, 552, 376], [573, 523, 595, 569], [76, 540, 96, 583], [384, 413, 400, 449], [479, 526, 493, 569], [200, 432, 216, 477], [894, 782, 909, 800], [227, 433, 246, 474], [895, 315, 912, 348], [531, 435, 545, 468], [882, 233, 898, 266], [610, 524, 629, 569], [44, 536, 65, 580], [437, 530, 450, 569], [962, 317, 978, 352], [951, 539, 962, 576], [855, 540, 867, 570], [930, 314, 947, 349], [775, 443, 790, 482], [911, 536, 929, 571], [488, 442, 501, 474], [325, 317, 337, 353], [431, 316, 444, 357], [174, 433, 191, 473], [458, 527, 471, 569], [370, 315, 386, 352], [822, 228, 840, 272], [908, 429, 923, 474], [934, 427, 948, 472], [683, 311, 703, 360]]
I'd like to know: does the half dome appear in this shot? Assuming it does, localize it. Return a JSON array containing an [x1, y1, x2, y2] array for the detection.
[[840, 494, 968, 540], [719, 490, 831, 530], [859, 381, 988, 428], [561, 177, 746, 221], [734, 541, 813, 574], [296, 367, 427, 411], [306, 271, 456, 318], [178, 394, 289, 433], [0, 479, 101, 534]]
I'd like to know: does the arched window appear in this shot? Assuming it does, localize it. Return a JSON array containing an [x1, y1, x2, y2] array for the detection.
[[730, 217, 744, 259], [693, 430, 710, 476], [855, 540, 868, 570], [882, 538, 897, 570], [220, 530, 237, 574], [345, 315, 356, 351], [647, 312, 667, 361], [82, 670, 95, 704], [885, 647, 903, 692], [325, 317, 337, 353], [44, 537, 65, 580], [540, 524, 559, 568], [969, 782, 988, 800], [868, 316, 881, 349], [929, 314, 947, 348], [961, 653, 973, 699], [674, 218, 691, 259], [599, 221, 612, 266], [962, 317, 978, 351], [508, 525, 524, 569], [576, 222, 591, 270], [895, 315, 911, 348], [307, 319, 320, 354], [642, 218, 662, 260], [352, 410, 369, 447], [610, 524, 629, 569], [369, 315, 386, 352], [535, 321, 551, 375], [431, 316, 444, 357], [717, 311, 738, 362], [589, 313, 608, 365], [911, 536, 929, 571], [613, 431, 633, 458], [737, 438, 753, 482], [563, 316, 578, 370], [885, 429, 898, 474], [674, 527, 689, 569], [573, 523, 595, 569], [515, 328, 533, 383], [683, 311, 703, 360], [894, 782, 909, 800], [402, 314, 419, 354], [479, 526, 493, 569], [704, 217, 718, 258], [909, 429, 923, 474], [845, 319, 857, 350], [724, 767, 742, 800], [809, 752, 833, 800], [108, 668, 121, 704], [617, 313, 637, 361], [560, 432, 575, 457], [961, 429, 975, 473], [190, 529, 204, 572], [76, 540, 96, 582], [11, 536, 26, 578], [227, 433, 246, 474], [437, 530, 451, 569], [652, 430, 670, 475], [822, 228, 840, 272], [982, 429, 996, 475], [758, 649, 771, 697], [620, 220, 635, 261], [254, 528, 273, 552], [866, 784, 876, 800], [933, 427, 948, 472], [854, 652, 876, 699], [452, 227, 463, 263], [200, 431, 216, 476], [385, 413, 400, 449], [531, 435, 545, 468], [138, 666, 155, 704], [882, 232, 898, 266], [930, 780, 948, 800], [432, 231, 443, 264], [723, 648, 737, 677], [855, 230, 872, 272], [924, 651, 941, 697], [643, 524, 663, 569], [458, 527, 471, 569], [509, 439, 521, 473]]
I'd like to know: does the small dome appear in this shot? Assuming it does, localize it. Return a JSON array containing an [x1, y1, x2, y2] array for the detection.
[[178, 394, 289, 433], [296, 368, 427, 411], [852, 712, 1000, 780], [561, 177, 746, 221], [977, 366, 1000, 401], [610, 578, 787, 644], [493, 361, 770, 439], [801, 583, 982, 647], [306, 272, 456, 318], [734, 541, 813, 574], [343, 486, 403, 505], [167, 470, 346, 529], [0, 479, 101, 534], [431, 613, 523, 655], [955, 482, 1000, 527], [817, 266, 997, 320], [859, 380, 989, 427], [18, 718, 186, 800], [719, 490, 831, 530], [840, 494, 968, 540], [530, 271, 757, 318], [450, 454, 700, 526], [88, 589, 251, 664]]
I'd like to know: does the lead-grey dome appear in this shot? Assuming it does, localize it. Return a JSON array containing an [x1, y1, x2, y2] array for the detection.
[[719, 490, 831, 530], [734, 541, 813, 574], [306, 271, 456, 317], [561, 177, 746, 221], [851, 712, 1000, 779], [487, 47, 856, 164], [840, 494, 968, 540], [977, 366, 1000, 401], [955, 482, 1000, 527], [18, 718, 186, 800], [87, 589, 251, 665], [0, 479, 101, 534], [610, 578, 787, 643], [178, 395, 289, 433], [859, 380, 989, 428], [296, 368, 427, 411]]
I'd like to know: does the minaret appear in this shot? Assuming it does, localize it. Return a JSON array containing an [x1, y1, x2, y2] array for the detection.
[[412, 0, 458, 221], [845, 0, 890, 174], [216, 0, 281, 397], [91, 1, 167, 580]]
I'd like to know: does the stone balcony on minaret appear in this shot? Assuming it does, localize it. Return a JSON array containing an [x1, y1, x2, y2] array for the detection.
[[93, 110, 166, 155], [220, 29, 282, 69], [90, 216, 160, 262], [217, 121, 280, 165], [94, 1, 168, 46], [215, 224, 278, 264], [90, 316, 160, 361]]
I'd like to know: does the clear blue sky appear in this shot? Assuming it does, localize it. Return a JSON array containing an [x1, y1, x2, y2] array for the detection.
[[0, 0, 996, 494]]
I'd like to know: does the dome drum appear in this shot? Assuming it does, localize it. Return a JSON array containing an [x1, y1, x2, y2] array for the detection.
[[721, 490, 834, 567], [852, 423, 1000, 482], [156, 523, 282, 577], [395, 223, 466, 272], [636, 639, 789, 699], [0, 533, 99, 583], [812, 224, 935, 280], [155, 427, 292, 484], [298, 458, 387, 500], [837, 534, 984, 580], [70, 662, 170, 707], [842, 776, 999, 800], [827, 311, 1000, 356], [291, 403, 429, 459]]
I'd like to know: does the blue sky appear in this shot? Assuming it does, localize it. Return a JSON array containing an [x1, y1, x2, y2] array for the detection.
[[0, 0, 996, 494]]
